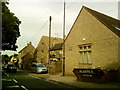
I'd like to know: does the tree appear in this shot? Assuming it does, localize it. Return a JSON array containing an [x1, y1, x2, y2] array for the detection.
[[13, 53, 18, 57], [2, 54, 9, 64], [2, 2, 21, 51], [9, 54, 18, 66]]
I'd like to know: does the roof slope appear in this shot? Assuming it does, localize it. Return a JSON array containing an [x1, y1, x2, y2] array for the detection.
[[65, 6, 120, 42], [50, 43, 63, 51], [19, 46, 27, 53], [37, 35, 63, 48], [83, 6, 120, 37], [19, 42, 35, 53]]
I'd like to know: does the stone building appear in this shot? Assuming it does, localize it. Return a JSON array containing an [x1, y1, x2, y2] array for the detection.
[[50, 43, 63, 62], [18, 42, 35, 69], [34, 36, 63, 68], [64, 6, 120, 77], [49, 43, 63, 74]]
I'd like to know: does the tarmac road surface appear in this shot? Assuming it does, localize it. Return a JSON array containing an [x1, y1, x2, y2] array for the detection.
[[2, 70, 81, 89]]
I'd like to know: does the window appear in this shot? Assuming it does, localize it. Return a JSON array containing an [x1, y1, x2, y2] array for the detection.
[[59, 51, 63, 54], [79, 52, 83, 63], [42, 50, 44, 53], [83, 52, 87, 63], [79, 44, 92, 64], [52, 50, 56, 55], [88, 51, 92, 63]]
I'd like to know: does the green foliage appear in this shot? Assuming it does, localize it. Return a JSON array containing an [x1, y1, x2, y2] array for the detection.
[[13, 53, 18, 57], [2, 2, 21, 51], [2, 54, 9, 64]]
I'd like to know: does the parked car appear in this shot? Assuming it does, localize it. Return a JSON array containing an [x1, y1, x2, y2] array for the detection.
[[31, 63, 48, 74], [2, 65, 7, 70], [3, 64, 17, 73]]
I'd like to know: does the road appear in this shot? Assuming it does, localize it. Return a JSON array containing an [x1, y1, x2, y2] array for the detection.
[[2, 70, 80, 89]]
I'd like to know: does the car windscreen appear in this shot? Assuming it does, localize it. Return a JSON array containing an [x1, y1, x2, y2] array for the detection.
[[37, 64, 45, 67]]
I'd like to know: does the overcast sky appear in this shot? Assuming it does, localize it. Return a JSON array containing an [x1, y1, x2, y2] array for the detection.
[[1, 0, 120, 56]]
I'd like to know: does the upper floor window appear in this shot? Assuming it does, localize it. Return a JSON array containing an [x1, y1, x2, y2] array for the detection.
[[59, 51, 63, 54], [42, 50, 44, 53], [52, 50, 56, 55]]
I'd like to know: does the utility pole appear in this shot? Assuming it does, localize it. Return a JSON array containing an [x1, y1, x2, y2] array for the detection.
[[63, 1, 65, 76], [48, 16, 52, 73]]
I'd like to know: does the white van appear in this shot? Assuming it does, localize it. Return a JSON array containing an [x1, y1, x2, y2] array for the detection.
[[31, 63, 48, 73]]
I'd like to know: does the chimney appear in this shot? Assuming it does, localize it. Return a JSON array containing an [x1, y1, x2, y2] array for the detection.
[[27, 42, 32, 46], [29, 42, 32, 44]]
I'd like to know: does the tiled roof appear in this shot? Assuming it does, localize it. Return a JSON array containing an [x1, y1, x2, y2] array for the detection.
[[50, 43, 63, 51], [18, 42, 35, 53], [83, 6, 120, 37], [18, 46, 27, 53], [38, 35, 63, 48]]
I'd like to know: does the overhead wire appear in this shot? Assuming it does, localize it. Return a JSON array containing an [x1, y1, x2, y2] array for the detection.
[[50, 2, 77, 37], [23, 2, 78, 44], [30, 20, 48, 41]]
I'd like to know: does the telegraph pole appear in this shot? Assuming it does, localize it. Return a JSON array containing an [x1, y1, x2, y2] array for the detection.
[[63, 1, 65, 76], [48, 16, 52, 73]]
